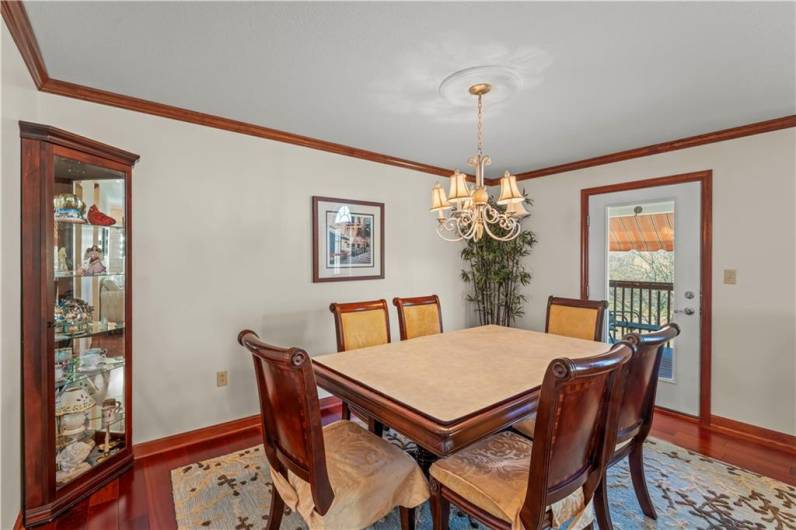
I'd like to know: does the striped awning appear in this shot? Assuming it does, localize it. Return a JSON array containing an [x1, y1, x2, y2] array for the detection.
[[609, 213, 674, 252]]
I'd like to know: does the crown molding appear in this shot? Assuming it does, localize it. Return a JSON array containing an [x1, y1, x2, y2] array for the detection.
[[1, 0, 46, 87], [514, 114, 796, 181], [1, 0, 459, 179], [4, 0, 795, 185]]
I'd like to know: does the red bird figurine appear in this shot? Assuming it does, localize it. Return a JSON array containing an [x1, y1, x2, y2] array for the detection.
[[87, 205, 117, 226]]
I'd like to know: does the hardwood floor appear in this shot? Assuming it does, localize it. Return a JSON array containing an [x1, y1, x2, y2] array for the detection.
[[28, 409, 795, 530]]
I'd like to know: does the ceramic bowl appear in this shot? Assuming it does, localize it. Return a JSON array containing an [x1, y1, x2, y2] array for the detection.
[[56, 386, 96, 416], [60, 412, 87, 436]]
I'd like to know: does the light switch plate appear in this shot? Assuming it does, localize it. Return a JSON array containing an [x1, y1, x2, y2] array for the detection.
[[216, 371, 228, 387], [723, 269, 737, 285]]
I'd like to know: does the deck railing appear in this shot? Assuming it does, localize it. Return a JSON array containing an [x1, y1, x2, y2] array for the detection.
[[608, 279, 673, 341]]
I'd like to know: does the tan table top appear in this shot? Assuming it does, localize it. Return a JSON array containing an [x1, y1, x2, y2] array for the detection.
[[313, 325, 609, 424]]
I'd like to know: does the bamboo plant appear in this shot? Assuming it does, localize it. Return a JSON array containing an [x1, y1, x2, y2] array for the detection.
[[460, 197, 536, 327]]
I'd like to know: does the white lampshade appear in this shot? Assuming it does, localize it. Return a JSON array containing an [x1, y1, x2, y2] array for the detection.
[[430, 184, 451, 212], [497, 171, 524, 205], [447, 170, 472, 203], [505, 199, 529, 218]]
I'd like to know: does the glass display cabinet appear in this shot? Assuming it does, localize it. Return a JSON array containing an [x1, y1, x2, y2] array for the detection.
[[20, 122, 139, 526]]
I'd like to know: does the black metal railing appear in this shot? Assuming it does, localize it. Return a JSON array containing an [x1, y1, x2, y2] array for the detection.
[[608, 280, 673, 341]]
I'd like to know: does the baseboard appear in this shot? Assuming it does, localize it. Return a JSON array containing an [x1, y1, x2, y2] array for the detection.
[[13, 511, 23, 530], [710, 415, 796, 455], [654, 405, 700, 424], [132, 396, 343, 460]]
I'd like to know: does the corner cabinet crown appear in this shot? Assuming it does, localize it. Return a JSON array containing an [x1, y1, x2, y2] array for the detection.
[[20, 122, 139, 526]]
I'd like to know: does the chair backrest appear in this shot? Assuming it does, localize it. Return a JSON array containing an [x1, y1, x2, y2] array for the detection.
[[329, 299, 391, 351], [545, 296, 608, 341], [520, 342, 633, 530], [237, 330, 334, 514], [392, 295, 443, 340], [616, 323, 681, 445]]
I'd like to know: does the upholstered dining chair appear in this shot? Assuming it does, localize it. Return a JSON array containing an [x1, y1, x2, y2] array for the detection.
[[545, 295, 609, 341], [392, 295, 443, 340], [429, 342, 633, 530], [513, 324, 680, 529], [592, 323, 681, 529], [238, 330, 429, 530], [329, 299, 391, 429]]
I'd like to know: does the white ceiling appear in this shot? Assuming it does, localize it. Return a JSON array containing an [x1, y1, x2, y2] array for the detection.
[[26, 2, 796, 175]]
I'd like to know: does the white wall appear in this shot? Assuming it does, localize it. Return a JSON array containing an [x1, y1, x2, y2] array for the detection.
[[1, 23, 469, 528], [516, 129, 796, 436], [1, 25, 39, 530]]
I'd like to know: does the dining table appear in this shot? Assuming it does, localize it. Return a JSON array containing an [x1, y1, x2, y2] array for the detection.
[[312, 324, 609, 469]]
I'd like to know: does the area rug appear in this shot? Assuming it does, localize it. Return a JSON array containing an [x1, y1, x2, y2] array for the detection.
[[171, 429, 796, 530]]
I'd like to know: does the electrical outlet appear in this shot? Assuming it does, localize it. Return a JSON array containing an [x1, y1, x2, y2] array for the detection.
[[723, 269, 737, 285], [216, 371, 228, 387]]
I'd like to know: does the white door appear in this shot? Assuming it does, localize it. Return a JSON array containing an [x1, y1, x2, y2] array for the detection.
[[587, 182, 701, 416]]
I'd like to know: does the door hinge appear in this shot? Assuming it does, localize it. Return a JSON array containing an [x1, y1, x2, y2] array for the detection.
[[586, 215, 590, 227]]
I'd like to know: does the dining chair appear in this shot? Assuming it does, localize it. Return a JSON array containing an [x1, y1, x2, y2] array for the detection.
[[592, 323, 681, 529], [513, 324, 680, 529], [545, 295, 609, 341], [329, 299, 391, 428], [392, 295, 443, 340], [238, 330, 429, 530], [429, 342, 633, 530]]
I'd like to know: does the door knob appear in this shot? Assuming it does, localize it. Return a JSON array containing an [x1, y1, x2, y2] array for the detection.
[[674, 307, 695, 315]]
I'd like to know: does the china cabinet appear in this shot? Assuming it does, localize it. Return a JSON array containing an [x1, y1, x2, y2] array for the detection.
[[20, 122, 138, 526]]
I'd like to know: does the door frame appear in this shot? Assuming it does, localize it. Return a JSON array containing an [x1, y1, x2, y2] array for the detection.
[[580, 170, 713, 425]]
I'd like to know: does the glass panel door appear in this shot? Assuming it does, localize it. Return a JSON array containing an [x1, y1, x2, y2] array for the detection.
[[52, 155, 127, 488]]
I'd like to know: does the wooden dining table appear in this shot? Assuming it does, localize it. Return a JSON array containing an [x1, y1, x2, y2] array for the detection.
[[312, 324, 609, 468]]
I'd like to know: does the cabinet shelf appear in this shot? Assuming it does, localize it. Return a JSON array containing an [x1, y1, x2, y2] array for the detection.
[[55, 322, 125, 342], [55, 272, 125, 280]]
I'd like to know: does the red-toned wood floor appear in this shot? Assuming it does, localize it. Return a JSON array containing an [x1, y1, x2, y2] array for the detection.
[[29, 411, 796, 530]]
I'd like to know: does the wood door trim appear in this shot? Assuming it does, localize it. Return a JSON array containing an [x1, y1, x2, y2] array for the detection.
[[515, 115, 796, 181], [580, 170, 713, 425]]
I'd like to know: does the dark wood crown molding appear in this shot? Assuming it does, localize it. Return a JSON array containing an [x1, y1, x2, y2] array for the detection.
[[515, 115, 796, 181], [19, 120, 140, 165], [1, 0, 47, 88], [2, 0, 458, 178], [4, 0, 795, 182]]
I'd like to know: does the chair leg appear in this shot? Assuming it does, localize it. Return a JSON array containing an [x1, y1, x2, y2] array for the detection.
[[594, 475, 613, 530], [341, 401, 351, 420], [430, 479, 450, 530], [368, 418, 384, 437], [267, 487, 285, 530], [400, 506, 416, 530], [629, 443, 657, 519]]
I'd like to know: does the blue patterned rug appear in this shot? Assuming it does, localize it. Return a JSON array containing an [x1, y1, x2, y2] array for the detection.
[[172, 432, 795, 529]]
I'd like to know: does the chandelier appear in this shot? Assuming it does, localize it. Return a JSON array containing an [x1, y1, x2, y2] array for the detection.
[[430, 83, 527, 242]]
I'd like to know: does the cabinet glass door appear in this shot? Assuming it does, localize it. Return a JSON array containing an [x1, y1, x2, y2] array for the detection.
[[52, 155, 127, 488]]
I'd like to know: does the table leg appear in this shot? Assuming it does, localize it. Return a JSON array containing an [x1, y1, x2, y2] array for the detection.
[[414, 446, 438, 476]]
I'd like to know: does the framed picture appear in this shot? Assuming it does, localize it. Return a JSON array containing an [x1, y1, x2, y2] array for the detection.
[[312, 196, 385, 282]]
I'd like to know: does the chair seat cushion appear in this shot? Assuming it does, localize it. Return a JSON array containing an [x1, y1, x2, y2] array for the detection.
[[430, 431, 593, 530], [514, 414, 634, 453], [270, 420, 429, 530]]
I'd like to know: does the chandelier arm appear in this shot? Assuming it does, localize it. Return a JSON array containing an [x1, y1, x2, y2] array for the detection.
[[482, 214, 522, 241]]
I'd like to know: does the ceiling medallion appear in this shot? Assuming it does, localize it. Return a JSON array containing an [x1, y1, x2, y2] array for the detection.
[[431, 73, 527, 242]]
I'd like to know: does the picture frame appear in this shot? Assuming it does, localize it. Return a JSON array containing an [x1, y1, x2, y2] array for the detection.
[[312, 196, 385, 282]]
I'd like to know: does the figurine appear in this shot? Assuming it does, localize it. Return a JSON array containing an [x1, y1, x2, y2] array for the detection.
[[56, 247, 70, 273], [53, 193, 86, 223], [80, 245, 106, 275], [87, 205, 117, 226]]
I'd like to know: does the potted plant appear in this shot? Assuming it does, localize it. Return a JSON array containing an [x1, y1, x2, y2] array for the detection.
[[460, 198, 536, 327]]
